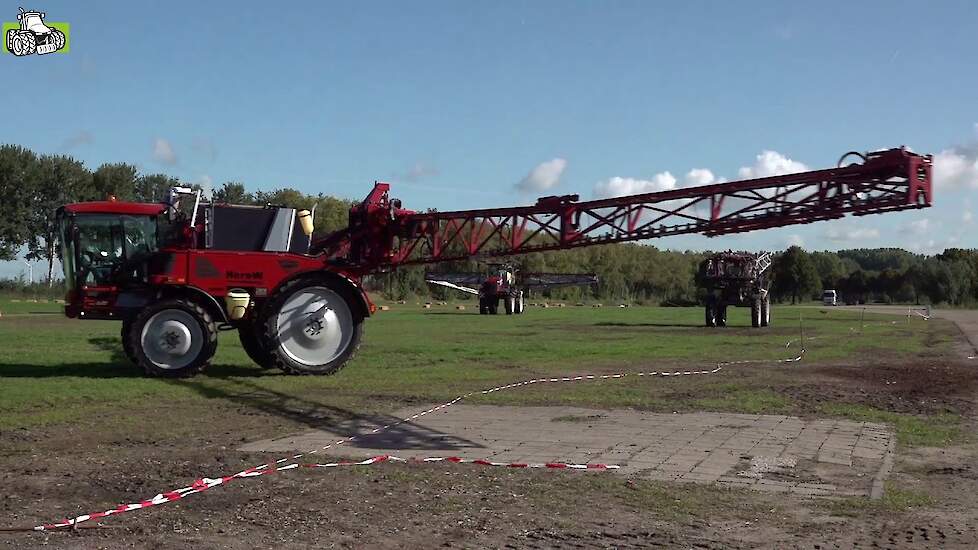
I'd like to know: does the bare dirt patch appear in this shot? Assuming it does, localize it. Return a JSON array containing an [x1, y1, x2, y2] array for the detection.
[[783, 359, 978, 416]]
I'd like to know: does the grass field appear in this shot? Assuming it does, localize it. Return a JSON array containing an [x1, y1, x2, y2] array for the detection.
[[1, 300, 975, 548], [0, 300, 956, 441]]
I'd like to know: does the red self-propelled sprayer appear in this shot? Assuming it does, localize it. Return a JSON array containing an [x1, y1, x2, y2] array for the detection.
[[55, 147, 931, 377]]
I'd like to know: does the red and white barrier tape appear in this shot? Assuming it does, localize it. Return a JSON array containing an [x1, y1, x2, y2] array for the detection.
[[31, 309, 931, 531], [32, 455, 620, 530], [32, 366, 727, 531], [307, 455, 620, 470]]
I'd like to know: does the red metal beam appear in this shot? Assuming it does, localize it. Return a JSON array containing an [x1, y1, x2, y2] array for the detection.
[[314, 147, 931, 271]]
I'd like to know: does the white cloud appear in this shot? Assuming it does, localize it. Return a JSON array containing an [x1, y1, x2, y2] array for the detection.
[[933, 148, 978, 190], [786, 234, 805, 247], [398, 161, 440, 182], [196, 175, 213, 199], [824, 226, 880, 242], [964, 209, 974, 223], [684, 168, 719, 186], [515, 158, 567, 193], [594, 171, 677, 198], [908, 239, 940, 254], [737, 150, 808, 180], [901, 218, 932, 235], [153, 138, 177, 166]]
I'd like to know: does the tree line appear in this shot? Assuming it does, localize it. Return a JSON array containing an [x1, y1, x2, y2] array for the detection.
[[1, 143, 975, 306], [381, 245, 978, 307]]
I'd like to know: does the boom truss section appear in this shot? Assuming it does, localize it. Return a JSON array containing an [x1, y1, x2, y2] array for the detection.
[[316, 147, 931, 271]]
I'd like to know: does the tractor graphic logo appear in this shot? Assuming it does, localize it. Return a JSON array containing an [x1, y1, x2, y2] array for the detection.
[[3, 7, 69, 56]]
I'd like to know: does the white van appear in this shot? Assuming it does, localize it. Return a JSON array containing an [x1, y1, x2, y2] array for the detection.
[[822, 289, 837, 306]]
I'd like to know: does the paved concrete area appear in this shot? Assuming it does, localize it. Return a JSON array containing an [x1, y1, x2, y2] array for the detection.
[[241, 405, 894, 497]]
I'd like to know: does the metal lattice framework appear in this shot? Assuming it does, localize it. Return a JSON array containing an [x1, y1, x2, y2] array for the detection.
[[314, 147, 931, 272]]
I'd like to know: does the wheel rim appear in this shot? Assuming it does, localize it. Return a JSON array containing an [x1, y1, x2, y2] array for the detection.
[[141, 309, 203, 370], [275, 286, 353, 366]]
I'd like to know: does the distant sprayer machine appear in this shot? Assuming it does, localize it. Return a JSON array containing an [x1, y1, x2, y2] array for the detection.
[[55, 147, 932, 377], [698, 251, 772, 328], [425, 263, 598, 314]]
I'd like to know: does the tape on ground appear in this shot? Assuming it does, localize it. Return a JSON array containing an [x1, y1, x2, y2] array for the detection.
[[26, 310, 928, 531]]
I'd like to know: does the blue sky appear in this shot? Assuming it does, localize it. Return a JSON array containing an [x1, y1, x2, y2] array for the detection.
[[2, 0, 977, 279]]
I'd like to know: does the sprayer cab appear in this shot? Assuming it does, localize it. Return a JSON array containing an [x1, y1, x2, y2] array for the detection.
[[56, 189, 319, 320]]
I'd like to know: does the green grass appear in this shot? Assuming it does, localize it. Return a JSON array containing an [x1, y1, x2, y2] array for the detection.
[[0, 303, 948, 433], [691, 385, 793, 414], [0, 298, 63, 315], [819, 402, 961, 447], [826, 482, 934, 517]]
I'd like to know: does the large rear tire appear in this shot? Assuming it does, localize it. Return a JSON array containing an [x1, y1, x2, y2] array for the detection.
[[751, 299, 762, 328], [514, 291, 525, 314], [263, 278, 364, 375], [488, 297, 499, 315], [760, 296, 771, 327], [238, 319, 274, 368], [717, 305, 728, 327], [129, 299, 217, 377], [50, 29, 65, 50], [504, 295, 515, 315], [479, 297, 489, 315]]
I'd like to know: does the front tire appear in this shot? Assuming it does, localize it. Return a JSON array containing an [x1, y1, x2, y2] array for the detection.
[[121, 319, 137, 364], [263, 278, 364, 375], [11, 33, 36, 56], [717, 305, 728, 327], [760, 296, 771, 327], [705, 296, 717, 327], [239, 319, 274, 368], [129, 299, 217, 377]]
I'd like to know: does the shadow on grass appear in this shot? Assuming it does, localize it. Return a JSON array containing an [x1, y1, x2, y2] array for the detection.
[[172, 376, 482, 451], [2, 337, 480, 451], [0, 360, 271, 379], [594, 322, 700, 328], [0, 362, 143, 378], [0, 337, 272, 378]]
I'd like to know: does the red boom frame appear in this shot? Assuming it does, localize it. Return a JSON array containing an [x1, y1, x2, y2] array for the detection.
[[315, 147, 931, 272]]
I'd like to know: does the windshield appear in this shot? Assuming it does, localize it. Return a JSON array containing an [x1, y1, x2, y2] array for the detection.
[[58, 215, 77, 292], [68, 214, 159, 287]]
